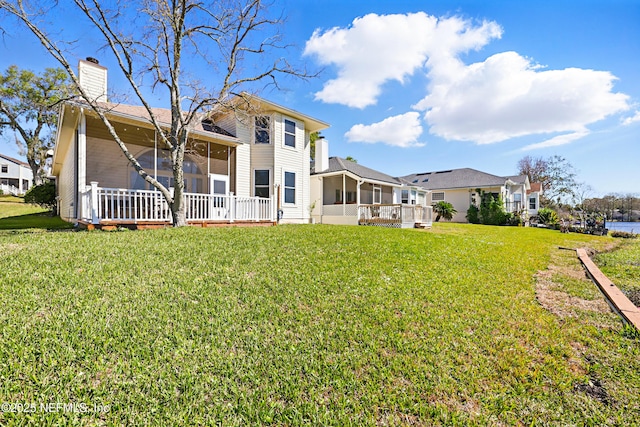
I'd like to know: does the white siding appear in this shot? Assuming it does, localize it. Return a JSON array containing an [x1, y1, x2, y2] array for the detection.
[[249, 113, 275, 197], [58, 132, 77, 222], [234, 114, 252, 197], [215, 113, 237, 137], [235, 144, 251, 197], [78, 60, 108, 102], [273, 113, 308, 223]]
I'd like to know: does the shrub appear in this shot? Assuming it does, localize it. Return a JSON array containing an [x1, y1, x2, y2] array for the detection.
[[610, 230, 637, 239], [433, 201, 457, 222], [537, 208, 559, 226], [479, 194, 507, 225], [466, 205, 480, 224], [24, 181, 56, 211], [505, 212, 523, 226]]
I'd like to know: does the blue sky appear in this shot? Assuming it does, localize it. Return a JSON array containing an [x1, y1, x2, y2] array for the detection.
[[1, 0, 639, 196]]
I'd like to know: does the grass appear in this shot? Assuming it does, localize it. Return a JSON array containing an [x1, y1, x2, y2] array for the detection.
[[0, 221, 638, 425], [0, 196, 73, 230], [594, 238, 640, 306]]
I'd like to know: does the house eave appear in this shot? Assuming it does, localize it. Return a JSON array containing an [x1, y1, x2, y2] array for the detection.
[[238, 92, 330, 133]]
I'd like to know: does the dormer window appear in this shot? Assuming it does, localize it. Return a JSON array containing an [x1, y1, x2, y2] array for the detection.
[[255, 116, 271, 144]]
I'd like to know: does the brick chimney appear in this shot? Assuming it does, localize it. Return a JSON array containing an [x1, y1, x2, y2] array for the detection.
[[78, 57, 107, 102]]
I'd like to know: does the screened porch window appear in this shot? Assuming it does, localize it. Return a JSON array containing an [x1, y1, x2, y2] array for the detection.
[[130, 150, 203, 193]]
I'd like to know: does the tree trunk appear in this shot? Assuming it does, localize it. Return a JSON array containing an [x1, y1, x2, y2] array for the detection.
[[171, 191, 187, 227]]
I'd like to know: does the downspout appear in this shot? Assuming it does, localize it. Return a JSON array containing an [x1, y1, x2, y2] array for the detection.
[[77, 108, 86, 221], [154, 131, 157, 182]]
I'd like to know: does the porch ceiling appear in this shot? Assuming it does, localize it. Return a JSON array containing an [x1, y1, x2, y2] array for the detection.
[[86, 115, 230, 160]]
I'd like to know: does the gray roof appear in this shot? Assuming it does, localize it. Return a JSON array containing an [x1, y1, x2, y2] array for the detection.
[[506, 174, 529, 185], [401, 168, 513, 190], [0, 153, 29, 167], [314, 157, 401, 185]]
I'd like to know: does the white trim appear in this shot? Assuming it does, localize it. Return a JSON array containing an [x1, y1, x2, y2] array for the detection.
[[282, 170, 297, 205], [432, 192, 445, 202], [282, 116, 298, 151]]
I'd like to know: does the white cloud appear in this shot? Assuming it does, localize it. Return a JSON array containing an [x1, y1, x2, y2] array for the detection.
[[304, 13, 501, 108], [415, 51, 630, 144], [345, 112, 424, 147], [622, 110, 640, 125], [521, 130, 590, 151], [305, 12, 631, 147]]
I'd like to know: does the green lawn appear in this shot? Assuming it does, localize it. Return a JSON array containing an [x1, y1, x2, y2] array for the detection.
[[0, 196, 72, 230], [594, 238, 640, 305], [0, 223, 638, 425]]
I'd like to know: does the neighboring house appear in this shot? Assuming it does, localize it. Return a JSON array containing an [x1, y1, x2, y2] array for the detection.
[[527, 182, 543, 217], [310, 138, 432, 228], [401, 168, 532, 223], [0, 153, 33, 196], [52, 59, 328, 227]]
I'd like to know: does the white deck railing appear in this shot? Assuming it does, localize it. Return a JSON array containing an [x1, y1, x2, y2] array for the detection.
[[357, 204, 433, 228], [80, 182, 275, 224], [0, 183, 26, 196]]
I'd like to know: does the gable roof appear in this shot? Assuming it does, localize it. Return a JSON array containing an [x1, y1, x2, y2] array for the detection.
[[0, 153, 29, 168], [315, 157, 401, 185], [401, 168, 511, 190], [237, 93, 330, 133], [528, 182, 542, 194]]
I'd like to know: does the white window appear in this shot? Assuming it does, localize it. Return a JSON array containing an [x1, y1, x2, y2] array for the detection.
[[284, 171, 296, 204], [529, 196, 537, 210], [254, 169, 270, 198], [1, 164, 7, 174], [401, 189, 409, 204], [432, 192, 445, 202], [255, 116, 271, 144], [284, 119, 296, 148], [411, 190, 417, 205]]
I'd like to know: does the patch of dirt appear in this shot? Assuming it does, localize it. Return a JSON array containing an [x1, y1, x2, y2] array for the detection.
[[574, 376, 611, 406], [535, 269, 610, 320], [625, 289, 640, 307]]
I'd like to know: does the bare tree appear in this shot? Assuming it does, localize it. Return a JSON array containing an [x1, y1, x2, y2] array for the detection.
[[0, 0, 312, 226], [517, 155, 577, 207]]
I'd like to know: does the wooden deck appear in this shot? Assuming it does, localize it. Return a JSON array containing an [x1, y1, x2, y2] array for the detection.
[[78, 219, 276, 231]]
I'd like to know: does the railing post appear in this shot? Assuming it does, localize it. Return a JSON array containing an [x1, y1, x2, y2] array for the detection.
[[229, 192, 235, 223], [90, 181, 99, 224]]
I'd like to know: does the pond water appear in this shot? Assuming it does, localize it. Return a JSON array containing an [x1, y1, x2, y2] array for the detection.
[[606, 222, 639, 234]]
